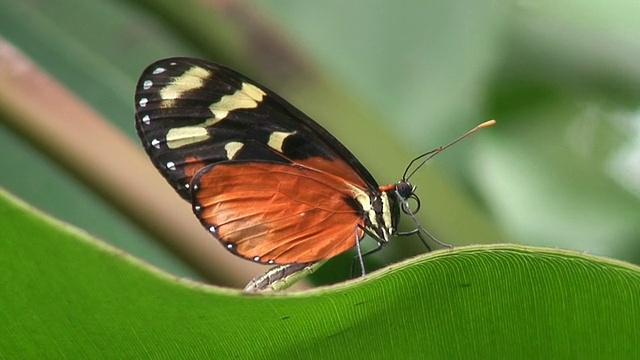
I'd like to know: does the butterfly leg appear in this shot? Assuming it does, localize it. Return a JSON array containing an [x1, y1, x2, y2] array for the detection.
[[396, 228, 433, 251], [243, 261, 327, 293], [397, 227, 453, 250], [353, 226, 366, 277], [398, 201, 453, 249], [350, 225, 388, 278]]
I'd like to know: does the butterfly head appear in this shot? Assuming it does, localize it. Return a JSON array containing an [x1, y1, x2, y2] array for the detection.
[[382, 120, 497, 250], [368, 179, 419, 243], [394, 179, 421, 218]]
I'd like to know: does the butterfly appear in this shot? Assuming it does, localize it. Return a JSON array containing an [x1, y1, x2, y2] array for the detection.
[[134, 57, 494, 289]]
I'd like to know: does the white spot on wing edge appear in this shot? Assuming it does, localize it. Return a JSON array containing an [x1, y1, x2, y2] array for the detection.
[[139, 98, 148, 107], [166, 161, 176, 171], [152, 67, 166, 74], [151, 139, 160, 149], [253, 256, 260, 262], [142, 115, 150, 124], [142, 80, 152, 90]]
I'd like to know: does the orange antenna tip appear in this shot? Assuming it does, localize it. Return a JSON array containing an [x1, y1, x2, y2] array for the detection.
[[402, 118, 497, 180], [478, 119, 496, 129]]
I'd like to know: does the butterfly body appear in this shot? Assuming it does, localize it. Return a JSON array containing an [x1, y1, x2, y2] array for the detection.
[[135, 58, 408, 265]]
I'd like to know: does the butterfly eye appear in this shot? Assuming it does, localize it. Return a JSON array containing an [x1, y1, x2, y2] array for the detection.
[[395, 180, 415, 200], [395, 181, 420, 215]]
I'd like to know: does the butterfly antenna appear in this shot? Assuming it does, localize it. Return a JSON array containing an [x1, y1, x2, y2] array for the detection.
[[403, 120, 496, 180]]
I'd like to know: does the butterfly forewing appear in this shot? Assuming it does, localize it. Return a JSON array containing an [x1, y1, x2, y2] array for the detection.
[[134, 58, 375, 200]]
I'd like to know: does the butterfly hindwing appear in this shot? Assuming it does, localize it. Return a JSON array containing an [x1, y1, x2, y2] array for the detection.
[[191, 161, 367, 264]]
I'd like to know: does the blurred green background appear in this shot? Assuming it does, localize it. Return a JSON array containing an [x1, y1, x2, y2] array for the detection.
[[1, 0, 639, 283]]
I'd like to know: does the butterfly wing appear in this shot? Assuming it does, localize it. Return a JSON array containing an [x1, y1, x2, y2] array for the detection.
[[134, 57, 377, 201], [191, 161, 367, 264], [134, 57, 387, 264]]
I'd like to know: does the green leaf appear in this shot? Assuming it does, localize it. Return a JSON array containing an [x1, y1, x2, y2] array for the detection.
[[2, 189, 638, 358]]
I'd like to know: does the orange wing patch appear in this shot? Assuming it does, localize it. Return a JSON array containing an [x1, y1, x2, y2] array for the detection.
[[294, 156, 368, 188], [181, 156, 206, 189], [192, 162, 367, 264]]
